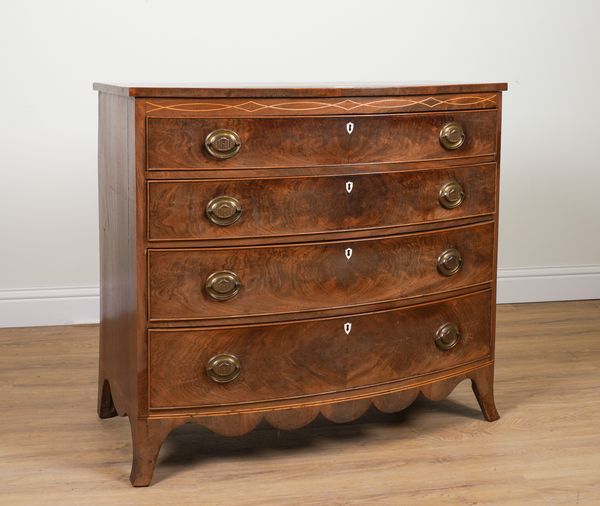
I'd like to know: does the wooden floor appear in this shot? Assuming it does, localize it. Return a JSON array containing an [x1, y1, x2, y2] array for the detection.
[[1, 300, 599, 505]]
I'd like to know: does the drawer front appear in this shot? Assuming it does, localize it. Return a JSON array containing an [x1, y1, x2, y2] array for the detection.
[[148, 222, 494, 322], [146, 110, 497, 170], [149, 290, 492, 409], [148, 164, 496, 241]]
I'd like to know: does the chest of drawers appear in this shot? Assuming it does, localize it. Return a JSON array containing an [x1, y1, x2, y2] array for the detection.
[[95, 82, 507, 486]]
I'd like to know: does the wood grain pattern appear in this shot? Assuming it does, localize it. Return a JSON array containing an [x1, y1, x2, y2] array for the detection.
[[147, 163, 496, 242], [146, 110, 497, 170], [144, 93, 498, 117], [2, 300, 598, 502], [149, 290, 492, 410], [148, 222, 494, 322]]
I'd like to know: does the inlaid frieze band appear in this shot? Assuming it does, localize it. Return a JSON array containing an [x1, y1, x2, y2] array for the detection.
[[145, 94, 498, 117]]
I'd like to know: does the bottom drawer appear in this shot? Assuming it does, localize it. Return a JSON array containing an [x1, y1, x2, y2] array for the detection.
[[149, 290, 492, 410]]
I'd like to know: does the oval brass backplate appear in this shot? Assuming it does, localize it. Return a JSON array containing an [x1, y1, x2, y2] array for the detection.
[[206, 353, 241, 383], [439, 182, 465, 209], [437, 248, 463, 276], [205, 129, 242, 159], [206, 195, 242, 226], [435, 322, 461, 351], [439, 122, 465, 150], [205, 271, 241, 301]]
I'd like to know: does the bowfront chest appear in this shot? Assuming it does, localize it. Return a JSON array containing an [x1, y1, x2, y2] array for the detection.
[[95, 82, 507, 486]]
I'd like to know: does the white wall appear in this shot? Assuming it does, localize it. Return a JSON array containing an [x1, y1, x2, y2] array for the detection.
[[1, 0, 599, 326]]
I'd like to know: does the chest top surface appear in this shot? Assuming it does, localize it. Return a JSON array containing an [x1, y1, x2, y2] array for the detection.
[[93, 82, 508, 98]]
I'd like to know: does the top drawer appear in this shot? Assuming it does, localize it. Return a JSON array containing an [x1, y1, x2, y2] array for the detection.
[[146, 110, 497, 170]]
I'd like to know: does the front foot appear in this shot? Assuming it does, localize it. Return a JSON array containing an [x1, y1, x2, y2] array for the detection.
[[470, 364, 500, 422], [129, 418, 177, 486]]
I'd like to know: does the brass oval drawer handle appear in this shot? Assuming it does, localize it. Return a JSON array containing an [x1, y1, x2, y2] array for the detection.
[[439, 182, 465, 209], [435, 322, 461, 351], [206, 196, 242, 226], [205, 129, 242, 159], [439, 122, 465, 150], [205, 271, 241, 301], [207, 353, 241, 383], [437, 248, 463, 276]]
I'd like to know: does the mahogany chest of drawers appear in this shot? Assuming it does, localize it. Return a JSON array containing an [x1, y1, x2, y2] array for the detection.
[[95, 82, 507, 486]]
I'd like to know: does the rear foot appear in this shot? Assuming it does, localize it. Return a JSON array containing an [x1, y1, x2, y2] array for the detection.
[[470, 364, 500, 422]]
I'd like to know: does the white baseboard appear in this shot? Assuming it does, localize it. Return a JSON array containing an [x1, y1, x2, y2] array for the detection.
[[0, 265, 598, 328], [0, 286, 99, 328], [497, 265, 600, 304]]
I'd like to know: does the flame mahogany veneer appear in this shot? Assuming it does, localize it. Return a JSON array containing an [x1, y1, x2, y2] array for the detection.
[[95, 82, 506, 486]]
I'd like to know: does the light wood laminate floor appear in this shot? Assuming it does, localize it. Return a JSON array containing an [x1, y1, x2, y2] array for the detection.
[[1, 300, 599, 505]]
